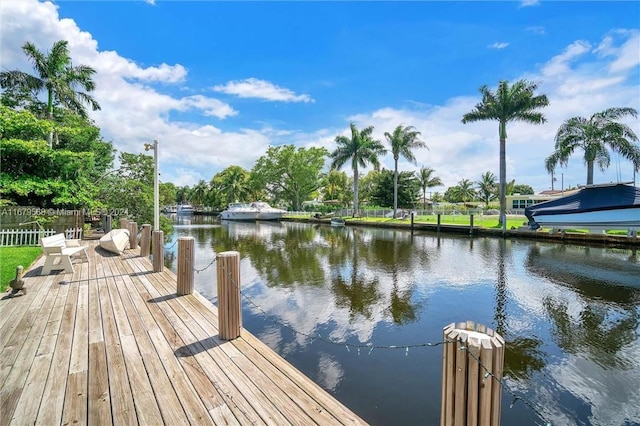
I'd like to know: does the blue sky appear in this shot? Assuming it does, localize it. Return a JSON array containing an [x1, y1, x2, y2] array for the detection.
[[1, 0, 639, 193]]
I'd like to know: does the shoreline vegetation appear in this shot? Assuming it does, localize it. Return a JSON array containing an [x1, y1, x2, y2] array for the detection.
[[282, 213, 639, 248]]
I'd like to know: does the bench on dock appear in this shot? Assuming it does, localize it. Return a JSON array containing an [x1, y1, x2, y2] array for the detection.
[[40, 233, 88, 275]]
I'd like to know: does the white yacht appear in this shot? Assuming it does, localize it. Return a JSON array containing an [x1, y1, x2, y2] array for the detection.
[[220, 203, 259, 221], [177, 203, 195, 215], [250, 202, 286, 221]]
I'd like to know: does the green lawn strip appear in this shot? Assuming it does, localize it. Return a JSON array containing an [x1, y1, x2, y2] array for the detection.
[[0, 246, 42, 291]]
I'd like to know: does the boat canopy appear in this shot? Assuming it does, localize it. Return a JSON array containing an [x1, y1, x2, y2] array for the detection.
[[525, 183, 640, 226]]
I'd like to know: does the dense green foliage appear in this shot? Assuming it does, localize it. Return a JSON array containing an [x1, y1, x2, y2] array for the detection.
[[369, 169, 420, 209], [1, 138, 97, 207], [252, 145, 329, 210]]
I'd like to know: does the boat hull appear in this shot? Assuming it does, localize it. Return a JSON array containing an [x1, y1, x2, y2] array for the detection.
[[529, 206, 640, 232], [99, 229, 130, 254], [220, 211, 258, 221]]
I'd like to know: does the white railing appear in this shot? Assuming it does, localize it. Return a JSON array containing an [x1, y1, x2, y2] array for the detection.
[[0, 228, 83, 247]]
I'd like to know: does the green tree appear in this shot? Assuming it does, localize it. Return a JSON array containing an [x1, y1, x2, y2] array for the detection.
[[384, 125, 427, 218], [512, 184, 534, 195], [369, 169, 419, 209], [462, 80, 548, 233], [1, 138, 97, 207], [477, 171, 497, 206], [545, 107, 640, 185], [321, 170, 349, 206], [330, 122, 386, 216], [444, 178, 476, 203], [210, 166, 251, 207], [0, 105, 52, 141], [252, 145, 328, 210], [416, 166, 442, 210], [0, 40, 101, 148], [159, 182, 177, 208], [190, 180, 209, 207]]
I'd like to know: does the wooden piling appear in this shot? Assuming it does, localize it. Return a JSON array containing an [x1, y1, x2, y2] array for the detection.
[[140, 224, 151, 257], [177, 237, 195, 295], [128, 221, 138, 249], [437, 214, 441, 233], [104, 215, 112, 233], [441, 321, 504, 426], [119, 218, 128, 229], [470, 214, 474, 236], [216, 251, 242, 340], [152, 230, 164, 272]]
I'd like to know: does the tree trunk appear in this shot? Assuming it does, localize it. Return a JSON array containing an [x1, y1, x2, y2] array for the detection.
[[393, 158, 398, 219], [499, 123, 507, 236], [47, 89, 54, 148], [353, 166, 359, 217], [587, 161, 594, 186]]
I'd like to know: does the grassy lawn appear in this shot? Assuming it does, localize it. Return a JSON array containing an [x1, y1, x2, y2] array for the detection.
[[0, 246, 42, 292], [343, 214, 530, 230]]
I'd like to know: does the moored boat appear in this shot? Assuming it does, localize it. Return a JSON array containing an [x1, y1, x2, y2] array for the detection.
[[525, 183, 640, 232], [177, 203, 195, 215], [220, 202, 259, 221], [250, 202, 286, 221], [331, 217, 346, 227], [99, 228, 130, 254]]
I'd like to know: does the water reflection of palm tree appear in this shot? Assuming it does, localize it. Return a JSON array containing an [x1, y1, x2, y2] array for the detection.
[[331, 228, 382, 321], [544, 299, 638, 369], [365, 229, 421, 325], [495, 239, 546, 380]]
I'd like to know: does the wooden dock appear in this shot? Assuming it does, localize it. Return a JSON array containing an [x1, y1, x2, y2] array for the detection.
[[0, 241, 367, 425]]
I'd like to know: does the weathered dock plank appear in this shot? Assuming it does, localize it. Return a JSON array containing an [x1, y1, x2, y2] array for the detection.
[[0, 240, 367, 426]]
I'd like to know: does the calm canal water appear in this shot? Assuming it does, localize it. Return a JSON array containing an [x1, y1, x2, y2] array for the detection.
[[166, 215, 640, 426]]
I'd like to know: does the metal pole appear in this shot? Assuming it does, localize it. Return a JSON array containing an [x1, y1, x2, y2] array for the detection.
[[153, 140, 159, 231], [145, 140, 160, 231]]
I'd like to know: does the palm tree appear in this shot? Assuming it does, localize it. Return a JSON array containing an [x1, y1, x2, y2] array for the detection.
[[0, 40, 101, 148], [456, 178, 476, 202], [545, 107, 640, 185], [462, 80, 548, 234], [330, 122, 386, 216], [477, 171, 497, 206], [384, 125, 427, 218], [416, 167, 442, 210], [190, 180, 209, 208]]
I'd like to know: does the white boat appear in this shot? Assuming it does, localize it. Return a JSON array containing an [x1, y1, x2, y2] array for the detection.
[[525, 183, 640, 233], [220, 203, 259, 221], [177, 203, 195, 215], [250, 202, 286, 221], [331, 217, 346, 227], [99, 228, 130, 254]]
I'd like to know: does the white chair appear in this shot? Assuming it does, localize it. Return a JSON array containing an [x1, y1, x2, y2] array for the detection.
[[40, 233, 88, 275]]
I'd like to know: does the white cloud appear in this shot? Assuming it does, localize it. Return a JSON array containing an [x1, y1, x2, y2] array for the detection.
[[1, 1, 637, 191], [213, 78, 314, 103], [541, 40, 592, 77], [488, 42, 509, 49], [525, 26, 546, 35], [520, 0, 540, 7]]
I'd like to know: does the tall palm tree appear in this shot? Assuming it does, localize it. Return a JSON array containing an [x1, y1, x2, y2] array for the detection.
[[416, 166, 442, 210], [462, 80, 549, 234], [545, 107, 640, 185], [0, 40, 101, 148], [477, 171, 497, 206], [330, 122, 386, 216], [384, 125, 427, 218]]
